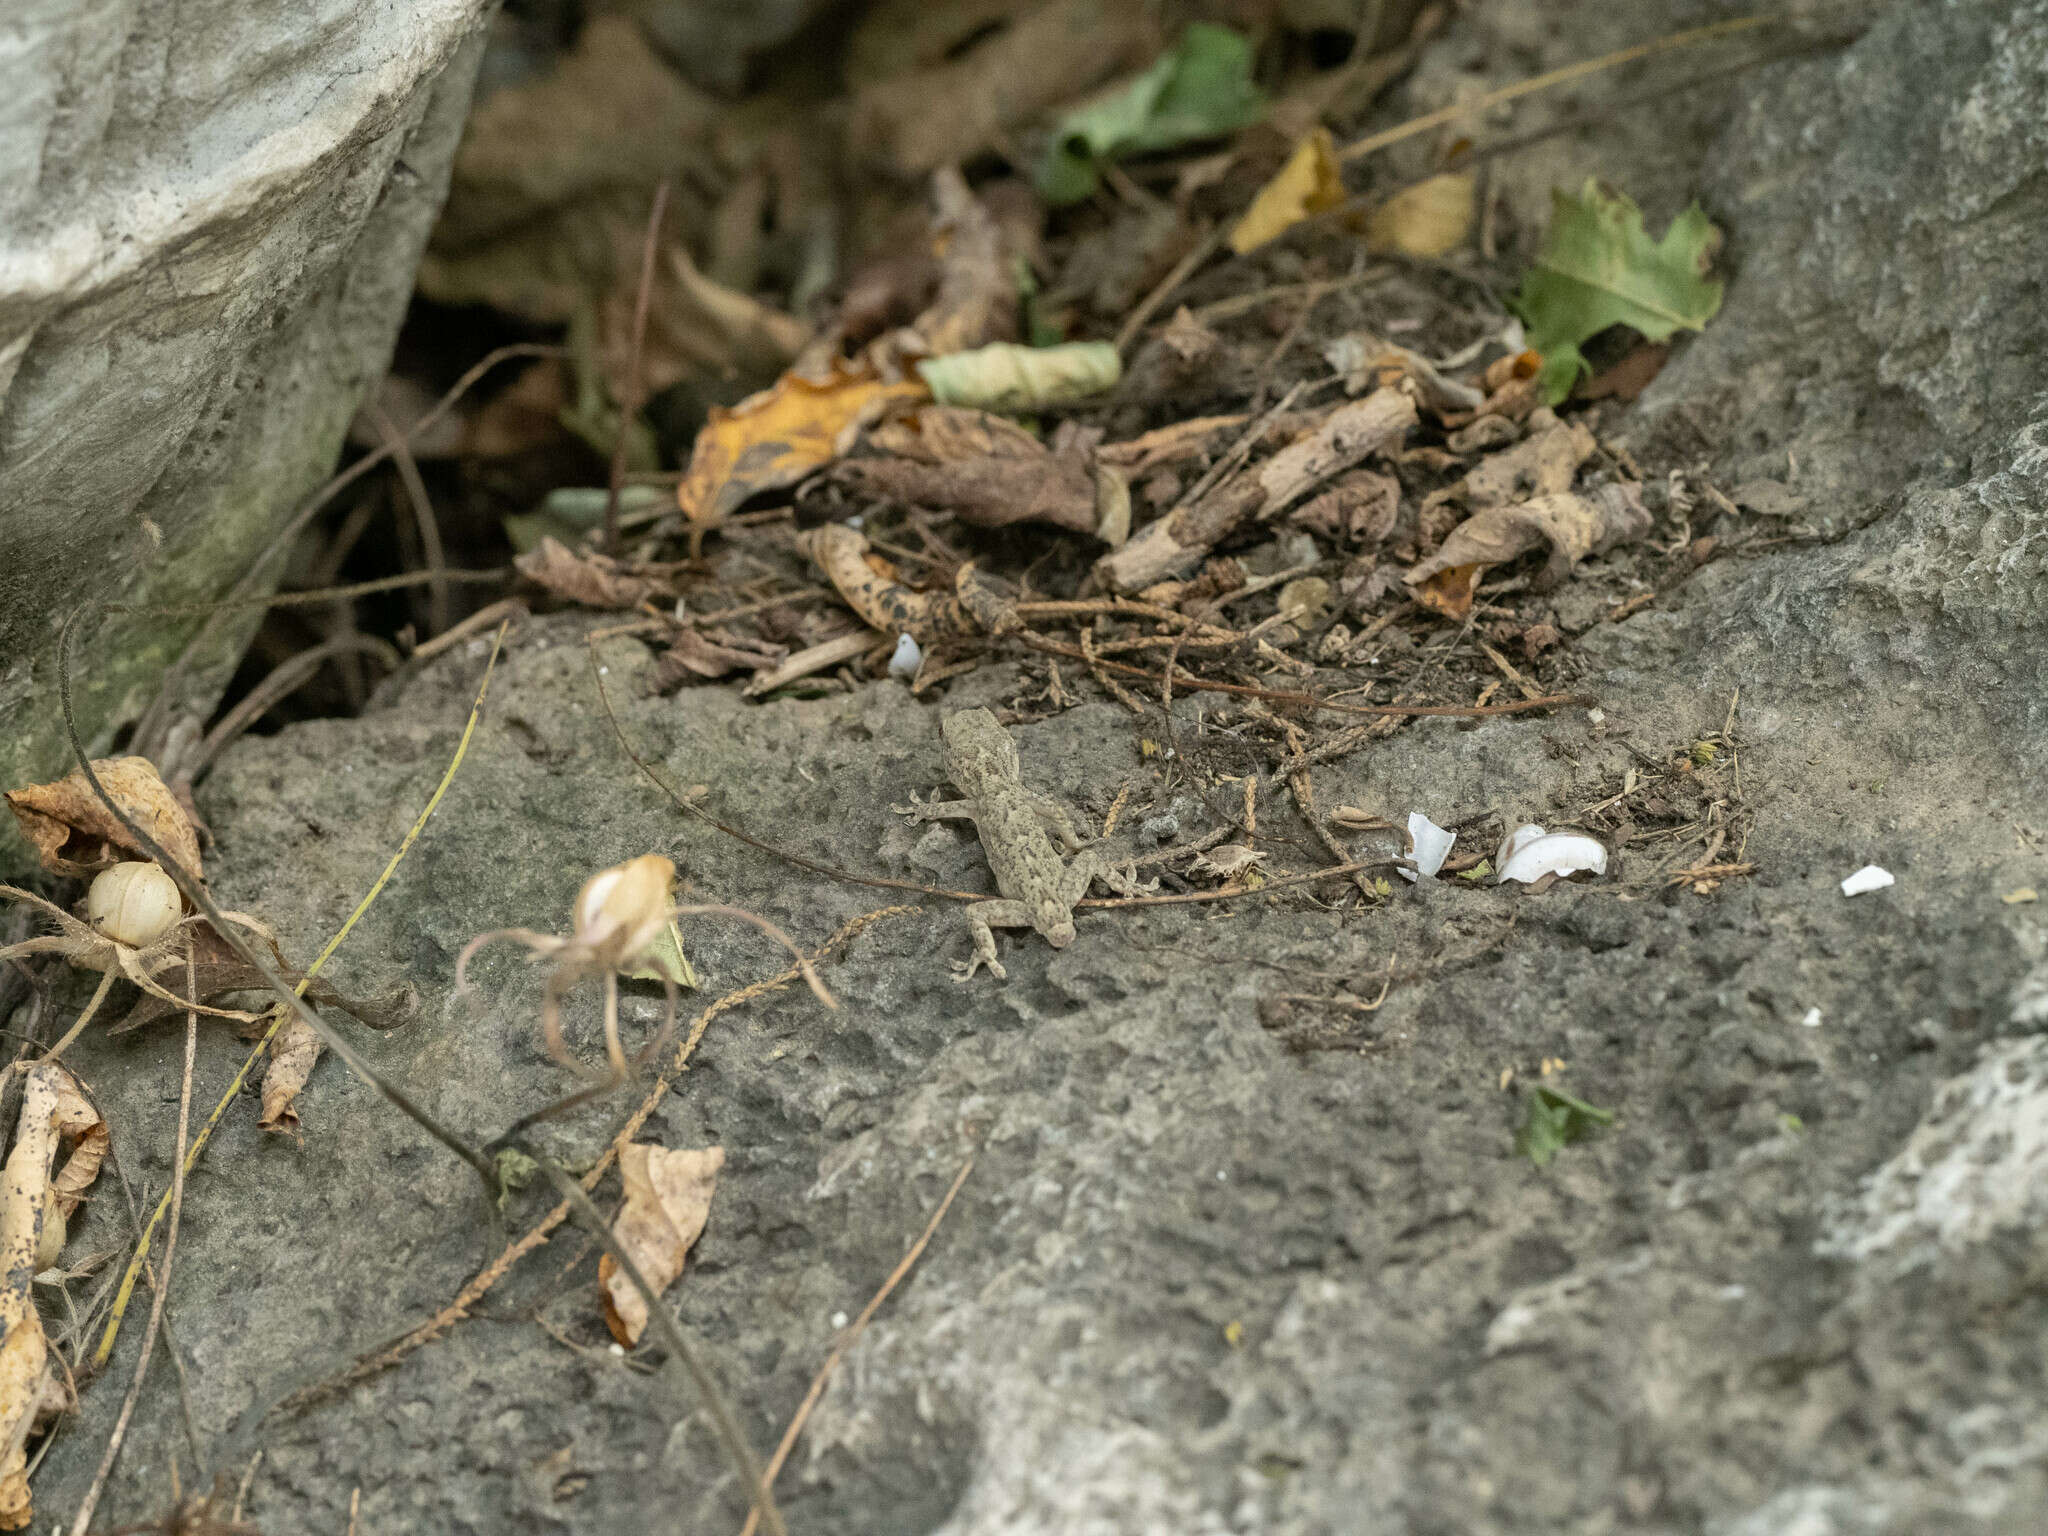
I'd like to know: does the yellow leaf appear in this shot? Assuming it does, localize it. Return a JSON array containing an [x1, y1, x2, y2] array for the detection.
[[1366, 172, 1474, 258], [677, 358, 927, 544], [1229, 128, 1345, 254]]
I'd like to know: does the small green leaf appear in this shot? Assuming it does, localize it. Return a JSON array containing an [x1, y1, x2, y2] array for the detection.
[[620, 919, 699, 989], [494, 1147, 539, 1209], [1458, 859, 1493, 882], [1510, 180, 1724, 403], [1514, 1084, 1616, 1167], [1038, 24, 1265, 206]]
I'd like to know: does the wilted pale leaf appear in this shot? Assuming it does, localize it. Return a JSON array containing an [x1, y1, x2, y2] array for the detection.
[[917, 342, 1120, 413], [514, 537, 671, 610], [600, 1144, 726, 1346]]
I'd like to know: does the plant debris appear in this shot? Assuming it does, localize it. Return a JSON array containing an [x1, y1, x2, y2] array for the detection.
[[1511, 180, 1725, 403], [1514, 1084, 1616, 1167], [600, 1143, 725, 1347]]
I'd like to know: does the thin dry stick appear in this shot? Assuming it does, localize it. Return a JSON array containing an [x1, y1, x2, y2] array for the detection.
[[738, 1153, 976, 1536], [1113, 227, 1222, 354], [188, 634, 401, 781], [410, 598, 529, 664], [1077, 859, 1387, 911], [588, 637, 982, 903], [368, 402, 451, 636], [607, 182, 671, 555], [1339, 13, 1773, 161], [70, 967, 199, 1536], [1018, 632, 1587, 719], [134, 342, 559, 758], [518, 1146, 786, 1536], [94, 622, 511, 1371]]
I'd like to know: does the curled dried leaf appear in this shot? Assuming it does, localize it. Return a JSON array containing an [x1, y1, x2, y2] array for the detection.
[[1406, 485, 1651, 619], [6, 757, 202, 879], [806, 525, 974, 643], [258, 1018, 322, 1134], [0, 1064, 103, 1527], [599, 1144, 726, 1346], [515, 537, 671, 610], [678, 358, 928, 542]]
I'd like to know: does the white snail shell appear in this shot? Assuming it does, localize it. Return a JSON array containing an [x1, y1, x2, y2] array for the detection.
[[85, 861, 182, 948]]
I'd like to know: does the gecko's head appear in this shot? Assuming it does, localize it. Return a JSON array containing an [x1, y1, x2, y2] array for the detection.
[[1045, 917, 1076, 948], [941, 708, 1018, 783]]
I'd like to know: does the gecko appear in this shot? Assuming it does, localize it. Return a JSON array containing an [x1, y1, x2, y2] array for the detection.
[[894, 708, 1155, 982]]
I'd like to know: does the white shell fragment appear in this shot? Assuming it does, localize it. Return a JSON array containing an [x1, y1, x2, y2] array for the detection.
[[1802, 1008, 1824, 1028], [1841, 864, 1894, 897], [887, 633, 923, 679], [1496, 824, 1608, 885], [1399, 812, 1457, 883]]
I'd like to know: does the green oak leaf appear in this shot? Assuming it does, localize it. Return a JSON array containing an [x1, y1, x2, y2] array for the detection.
[[1510, 180, 1724, 403], [1514, 1084, 1617, 1167]]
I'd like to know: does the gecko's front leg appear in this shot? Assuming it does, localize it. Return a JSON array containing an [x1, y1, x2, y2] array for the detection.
[[893, 789, 980, 826], [955, 899, 1035, 981]]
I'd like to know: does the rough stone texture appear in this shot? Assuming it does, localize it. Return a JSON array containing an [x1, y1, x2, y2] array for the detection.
[[20, 1, 2048, 1532], [0, 0, 494, 871]]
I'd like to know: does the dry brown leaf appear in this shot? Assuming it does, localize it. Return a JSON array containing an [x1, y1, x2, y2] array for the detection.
[[515, 537, 671, 610], [1290, 468, 1401, 546], [0, 1064, 102, 1529], [425, 17, 717, 266], [1406, 485, 1652, 618], [1228, 128, 1345, 254], [599, 1144, 726, 1346], [654, 629, 789, 686], [600, 244, 809, 403], [1366, 172, 1474, 257], [834, 443, 1101, 537], [1097, 414, 1248, 477], [258, 1018, 323, 1134], [806, 525, 973, 643], [848, 0, 1154, 179], [678, 359, 929, 544], [912, 166, 1020, 356], [1453, 413, 1597, 511], [109, 922, 404, 1037], [5, 757, 202, 878], [865, 405, 1043, 463]]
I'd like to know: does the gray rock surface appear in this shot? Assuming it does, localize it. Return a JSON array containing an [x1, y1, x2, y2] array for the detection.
[[19, 1, 2048, 1532], [0, 0, 493, 870]]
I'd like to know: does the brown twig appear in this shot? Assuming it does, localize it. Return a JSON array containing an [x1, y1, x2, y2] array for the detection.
[[409, 599, 529, 663], [70, 963, 199, 1536], [588, 636, 983, 902], [1017, 632, 1587, 719], [368, 403, 451, 637], [1113, 227, 1222, 355], [1338, 14, 1775, 161], [186, 634, 401, 782], [133, 343, 561, 760], [738, 1154, 976, 1536], [607, 183, 671, 555]]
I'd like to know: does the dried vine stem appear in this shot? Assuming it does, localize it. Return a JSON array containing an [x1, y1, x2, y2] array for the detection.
[[58, 602, 501, 1195], [518, 1146, 788, 1536]]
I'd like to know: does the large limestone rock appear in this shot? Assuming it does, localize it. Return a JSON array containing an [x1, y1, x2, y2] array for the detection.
[[0, 0, 493, 868]]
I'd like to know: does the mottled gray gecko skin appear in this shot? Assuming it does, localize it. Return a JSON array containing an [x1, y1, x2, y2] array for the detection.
[[895, 708, 1155, 981]]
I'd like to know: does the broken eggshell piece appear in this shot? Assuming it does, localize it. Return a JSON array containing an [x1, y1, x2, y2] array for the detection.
[[1496, 823, 1608, 884], [1840, 864, 1894, 897], [1398, 812, 1456, 882]]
